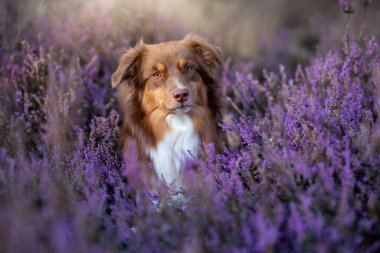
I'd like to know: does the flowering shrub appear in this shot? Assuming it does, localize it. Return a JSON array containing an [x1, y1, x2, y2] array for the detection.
[[1, 1, 380, 252]]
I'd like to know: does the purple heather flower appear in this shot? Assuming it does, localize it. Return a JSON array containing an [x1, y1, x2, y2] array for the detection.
[[339, 0, 354, 13]]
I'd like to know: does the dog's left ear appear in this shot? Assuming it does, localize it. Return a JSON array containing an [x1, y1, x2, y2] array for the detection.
[[111, 40, 146, 88], [183, 34, 222, 78]]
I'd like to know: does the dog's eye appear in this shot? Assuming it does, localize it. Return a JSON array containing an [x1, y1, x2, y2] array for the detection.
[[153, 72, 161, 78], [185, 64, 193, 72]]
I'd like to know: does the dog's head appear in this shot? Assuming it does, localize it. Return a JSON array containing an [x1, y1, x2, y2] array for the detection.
[[112, 35, 222, 115]]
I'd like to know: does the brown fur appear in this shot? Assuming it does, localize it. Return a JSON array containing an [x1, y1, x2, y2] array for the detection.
[[112, 34, 226, 170]]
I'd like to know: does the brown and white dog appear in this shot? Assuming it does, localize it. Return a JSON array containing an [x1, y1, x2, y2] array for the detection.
[[111, 35, 225, 193]]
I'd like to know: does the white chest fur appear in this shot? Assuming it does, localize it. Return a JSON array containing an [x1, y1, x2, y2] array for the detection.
[[148, 114, 200, 191]]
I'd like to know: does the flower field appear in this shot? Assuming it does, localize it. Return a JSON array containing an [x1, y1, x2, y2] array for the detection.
[[0, 0, 380, 252]]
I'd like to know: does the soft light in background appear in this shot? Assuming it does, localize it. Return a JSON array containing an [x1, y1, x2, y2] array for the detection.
[[2, 0, 380, 68]]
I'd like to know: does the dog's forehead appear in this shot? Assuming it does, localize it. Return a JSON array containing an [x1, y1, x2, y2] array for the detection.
[[143, 41, 194, 66]]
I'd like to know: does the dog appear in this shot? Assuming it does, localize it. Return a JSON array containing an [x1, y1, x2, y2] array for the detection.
[[111, 34, 226, 194]]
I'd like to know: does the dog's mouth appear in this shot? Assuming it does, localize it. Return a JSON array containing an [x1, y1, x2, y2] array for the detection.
[[170, 104, 192, 114]]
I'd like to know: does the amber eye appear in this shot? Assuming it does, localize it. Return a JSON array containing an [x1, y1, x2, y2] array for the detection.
[[153, 72, 161, 77], [185, 64, 193, 72]]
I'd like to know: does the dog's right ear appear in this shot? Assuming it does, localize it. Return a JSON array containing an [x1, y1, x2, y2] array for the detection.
[[111, 40, 146, 88], [182, 34, 222, 80]]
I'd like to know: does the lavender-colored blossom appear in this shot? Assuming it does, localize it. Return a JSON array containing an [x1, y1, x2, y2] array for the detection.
[[339, 0, 354, 13]]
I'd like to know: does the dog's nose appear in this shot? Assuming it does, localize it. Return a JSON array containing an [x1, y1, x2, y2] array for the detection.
[[172, 88, 189, 103]]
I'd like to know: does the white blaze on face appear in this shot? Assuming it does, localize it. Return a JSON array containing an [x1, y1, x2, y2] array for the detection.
[[175, 80, 186, 89], [148, 114, 200, 192]]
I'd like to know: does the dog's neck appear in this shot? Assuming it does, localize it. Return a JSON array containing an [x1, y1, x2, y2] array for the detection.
[[147, 113, 200, 192]]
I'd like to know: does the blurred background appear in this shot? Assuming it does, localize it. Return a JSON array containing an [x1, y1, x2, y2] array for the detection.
[[1, 0, 380, 73], [1, 1, 380, 252]]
